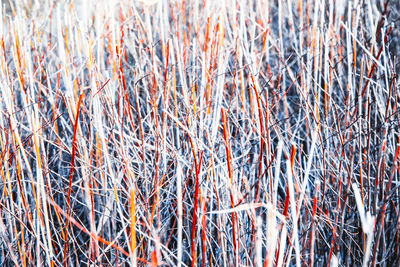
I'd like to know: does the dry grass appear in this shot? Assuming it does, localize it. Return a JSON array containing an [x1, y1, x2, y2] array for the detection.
[[0, 0, 399, 266]]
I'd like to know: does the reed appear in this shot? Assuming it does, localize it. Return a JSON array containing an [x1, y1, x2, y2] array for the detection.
[[0, 0, 399, 265]]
